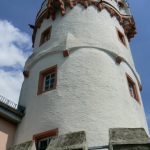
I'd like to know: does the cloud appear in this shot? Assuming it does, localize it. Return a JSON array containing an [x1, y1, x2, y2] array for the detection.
[[0, 19, 31, 103], [0, 20, 31, 68], [0, 70, 23, 103]]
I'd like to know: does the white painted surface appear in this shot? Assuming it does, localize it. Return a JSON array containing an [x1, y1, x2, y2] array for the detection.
[[33, 6, 135, 71], [15, 4, 148, 148]]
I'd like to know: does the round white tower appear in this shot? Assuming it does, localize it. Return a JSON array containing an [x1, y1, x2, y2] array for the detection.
[[15, 0, 148, 148]]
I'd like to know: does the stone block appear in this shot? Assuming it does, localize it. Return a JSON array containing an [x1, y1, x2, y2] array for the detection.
[[109, 128, 150, 150], [8, 141, 36, 150], [46, 131, 88, 150], [113, 144, 150, 150]]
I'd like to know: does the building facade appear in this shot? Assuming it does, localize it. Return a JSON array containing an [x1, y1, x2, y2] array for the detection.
[[0, 0, 149, 150], [0, 95, 24, 150]]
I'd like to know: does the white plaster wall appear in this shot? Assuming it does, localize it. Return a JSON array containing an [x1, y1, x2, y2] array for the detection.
[[33, 6, 135, 71], [15, 3, 148, 148], [36, 0, 123, 20], [15, 48, 148, 147]]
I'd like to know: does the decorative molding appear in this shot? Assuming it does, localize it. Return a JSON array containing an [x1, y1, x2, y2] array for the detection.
[[63, 50, 70, 57], [115, 56, 123, 64], [24, 46, 142, 94], [32, 0, 136, 46], [23, 70, 30, 78], [33, 128, 58, 140]]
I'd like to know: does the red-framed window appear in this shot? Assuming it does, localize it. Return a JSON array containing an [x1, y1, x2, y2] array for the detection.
[[37, 65, 57, 95], [126, 74, 140, 103], [33, 128, 58, 150], [40, 26, 52, 46], [116, 28, 127, 47]]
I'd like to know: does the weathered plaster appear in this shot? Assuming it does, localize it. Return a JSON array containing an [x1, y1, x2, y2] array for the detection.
[[109, 128, 150, 150], [15, 2, 148, 148], [8, 141, 36, 150], [15, 48, 148, 146]]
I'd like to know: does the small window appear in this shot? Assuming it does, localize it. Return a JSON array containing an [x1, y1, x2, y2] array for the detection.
[[37, 137, 52, 150], [38, 65, 57, 95], [116, 28, 126, 47], [126, 74, 140, 103], [33, 129, 58, 150], [40, 27, 51, 46]]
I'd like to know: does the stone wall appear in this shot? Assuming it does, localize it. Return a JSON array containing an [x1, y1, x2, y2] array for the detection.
[[47, 131, 87, 150], [109, 128, 150, 150], [113, 145, 150, 150], [8, 141, 36, 150]]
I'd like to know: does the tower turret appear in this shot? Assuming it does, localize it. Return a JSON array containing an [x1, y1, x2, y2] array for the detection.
[[14, 0, 148, 148]]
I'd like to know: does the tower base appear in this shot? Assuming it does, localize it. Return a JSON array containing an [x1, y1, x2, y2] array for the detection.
[[8, 128, 150, 150]]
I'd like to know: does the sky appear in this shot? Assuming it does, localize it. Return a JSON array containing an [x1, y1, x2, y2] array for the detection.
[[0, 0, 149, 128]]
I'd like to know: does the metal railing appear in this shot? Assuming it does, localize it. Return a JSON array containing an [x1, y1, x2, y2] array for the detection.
[[0, 95, 18, 109], [0, 95, 25, 114]]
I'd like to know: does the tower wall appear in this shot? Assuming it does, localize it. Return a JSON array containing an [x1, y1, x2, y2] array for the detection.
[[15, 2, 148, 147], [33, 6, 134, 68]]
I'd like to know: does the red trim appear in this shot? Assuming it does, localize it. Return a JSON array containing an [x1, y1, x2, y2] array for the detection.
[[126, 74, 140, 104], [116, 56, 123, 64], [63, 50, 70, 57], [33, 128, 58, 140], [32, 0, 136, 47], [37, 65, 57, 95], [23, 70, 29, 78], [116, 28, 127, 47]]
